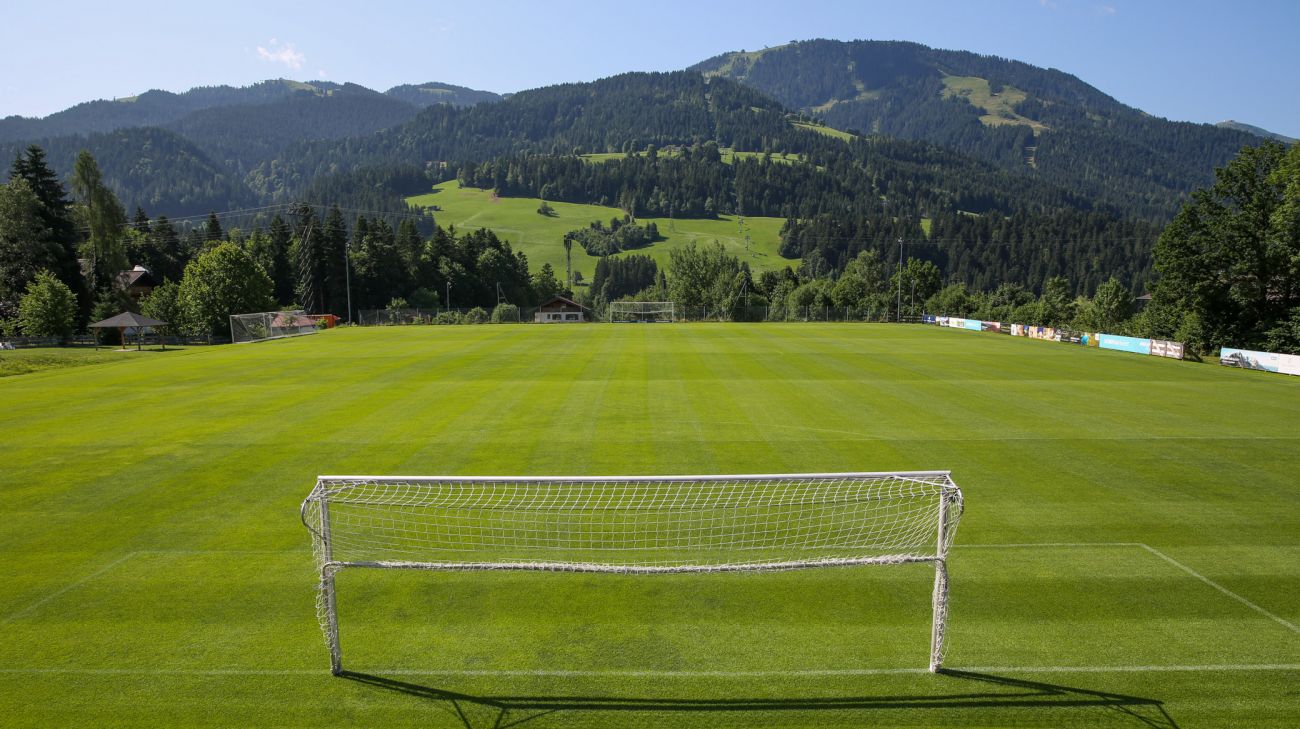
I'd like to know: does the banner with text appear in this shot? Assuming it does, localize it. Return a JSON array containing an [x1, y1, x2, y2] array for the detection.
[[1099, 334, 1152, 355]]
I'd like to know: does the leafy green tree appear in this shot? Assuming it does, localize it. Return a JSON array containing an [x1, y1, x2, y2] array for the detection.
[[491, 303, 520, 323], [17, 270, 77, 338], [668, 241, 743, 309], [1091, 277, 1132, 332], [926, 283, 975, 316], [1039, 275, 1074, 327], [140, 280, 184, 334], [1150, 141, 1298, 349], [178, 242, 274, 339], [888, 258, 941, 315]]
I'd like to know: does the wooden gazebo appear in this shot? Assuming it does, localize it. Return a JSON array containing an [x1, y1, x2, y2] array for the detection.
[[89, 312, 169, 350]]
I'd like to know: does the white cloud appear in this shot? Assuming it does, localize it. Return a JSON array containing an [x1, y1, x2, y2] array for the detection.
[[317, 69, 328, 79], [256, 39, 306, 70], [1099, 3, 1117, 14]]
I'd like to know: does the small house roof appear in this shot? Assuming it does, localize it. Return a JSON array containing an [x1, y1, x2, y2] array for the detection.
[[88, 311, 169, 329], [537, 295, 586, 310]]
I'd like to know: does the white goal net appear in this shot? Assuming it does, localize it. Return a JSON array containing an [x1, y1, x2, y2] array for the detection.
[[230, 310, 318, 344], [609, 301, 675, 322], [301, 471, 963, 675]]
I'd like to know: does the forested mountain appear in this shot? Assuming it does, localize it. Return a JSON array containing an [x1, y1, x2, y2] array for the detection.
[[4, 45, 1277, 296], [0, 129, 257, 217], [165, 84, 423, 172], [691, 39, 1262, 220], [0, 78, 500, 144], [1216, 120, 1296, 144], [385, 82, 503, 108]]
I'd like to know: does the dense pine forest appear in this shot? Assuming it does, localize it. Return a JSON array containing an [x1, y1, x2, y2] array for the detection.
[[1, 39, 1294, 350]]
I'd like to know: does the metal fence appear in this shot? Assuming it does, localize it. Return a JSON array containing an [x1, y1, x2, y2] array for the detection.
[[356, 306, 921, 325]]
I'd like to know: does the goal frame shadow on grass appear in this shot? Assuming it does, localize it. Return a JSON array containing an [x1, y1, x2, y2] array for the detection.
[[337, 668, 1180, 729]]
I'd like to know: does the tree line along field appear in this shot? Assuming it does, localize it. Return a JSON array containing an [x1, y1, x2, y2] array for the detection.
[[407, 180, 795, 284], [1, 324, 1297, 727]]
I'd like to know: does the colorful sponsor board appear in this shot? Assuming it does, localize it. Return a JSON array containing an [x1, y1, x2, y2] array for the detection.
[[1099, 334, 1152, 355], [1027, 326, 1059, 341], [1220, 347, 1300, 376], [1150, 339, 1184, 360]]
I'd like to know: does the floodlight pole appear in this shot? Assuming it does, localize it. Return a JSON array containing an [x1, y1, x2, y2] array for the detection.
[[343, 240, 353, 322], [897, 237, 904, 323], [344, 241, 353, 324], [446, 282, 451, 311]]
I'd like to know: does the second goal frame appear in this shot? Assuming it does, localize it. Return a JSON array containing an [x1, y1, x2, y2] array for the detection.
[[301, 471, 963, 675]]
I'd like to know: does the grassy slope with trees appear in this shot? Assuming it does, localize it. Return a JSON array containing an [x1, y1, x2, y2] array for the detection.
[[408, 180, 792, 284], [692, 39, 1264, 220]]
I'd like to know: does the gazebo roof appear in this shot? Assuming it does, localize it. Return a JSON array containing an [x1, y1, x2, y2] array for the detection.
[[88, 311, 169, 329]]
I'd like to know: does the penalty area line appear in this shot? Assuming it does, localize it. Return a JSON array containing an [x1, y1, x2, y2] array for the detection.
[[1137, 544, 1299, 634], [0, 552, 139, 626]]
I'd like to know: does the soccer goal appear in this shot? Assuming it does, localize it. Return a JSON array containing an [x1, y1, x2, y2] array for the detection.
[[608, 301, 675, 322], [230, 311, 318, 344], [300, 471, 963, 675]]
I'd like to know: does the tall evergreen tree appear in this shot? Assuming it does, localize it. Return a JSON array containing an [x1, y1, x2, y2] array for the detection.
[[320, 205, 350, 317], [291, 204, 323, 313], [9, 145, 89, 320], [71, 150, 128, 294]]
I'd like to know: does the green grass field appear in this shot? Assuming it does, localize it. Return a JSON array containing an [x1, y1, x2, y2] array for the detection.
[[408, 181, 795, 283], [2, 324, 1297, 727]]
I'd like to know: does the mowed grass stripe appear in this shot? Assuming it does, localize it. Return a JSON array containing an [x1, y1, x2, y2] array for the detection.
[[1, 324, 1298, 727]]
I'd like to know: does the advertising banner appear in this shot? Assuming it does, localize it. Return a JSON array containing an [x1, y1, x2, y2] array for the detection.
[[981, 321, 1003, 333], [963, 319, 983, 331], [1220, 347, 1300, 376], [1011, 324, 1026, 337], [1150, 340, 1185, 360], [1061, 331, 1083, 345], [923, 314, 937, 324], [1099, 333, 1152, 355]]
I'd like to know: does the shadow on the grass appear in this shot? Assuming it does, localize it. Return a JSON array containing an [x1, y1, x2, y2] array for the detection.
[[339, 668, 1179, 728]]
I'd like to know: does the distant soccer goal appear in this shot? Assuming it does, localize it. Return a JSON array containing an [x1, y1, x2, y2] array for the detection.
[[609, 301, 675, 322], [300, 471, 963, 675], [230, 311, 318, 344]]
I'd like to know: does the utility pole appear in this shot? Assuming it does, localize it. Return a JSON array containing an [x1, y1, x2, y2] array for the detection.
[[446, 281, 451, 311], [897, 237, 904, 322], [562, 236, 573, 292], [344, 239, 352, 324]]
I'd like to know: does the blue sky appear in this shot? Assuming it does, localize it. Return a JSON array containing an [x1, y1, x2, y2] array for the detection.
[[3, 0, 1297, 137]]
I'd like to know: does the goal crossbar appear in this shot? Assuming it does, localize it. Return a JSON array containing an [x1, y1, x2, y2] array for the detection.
[[301, 471, 963, 675], [608, 301, 674, 322]]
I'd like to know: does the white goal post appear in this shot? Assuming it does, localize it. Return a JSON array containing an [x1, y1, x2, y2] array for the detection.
[[230, 310, 319, 344], [608, 301, 675, 322], [300, 471, 963, 675]]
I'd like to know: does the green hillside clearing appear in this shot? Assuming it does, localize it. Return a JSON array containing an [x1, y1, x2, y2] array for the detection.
[[408, 180, 796, 282], [940, 75, 1049, 134]]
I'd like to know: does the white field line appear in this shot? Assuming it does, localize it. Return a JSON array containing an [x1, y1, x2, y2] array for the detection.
[[0, 664, 1297, 677], [1136, 544, 1299, 634], [0, 552, 138, 626]]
